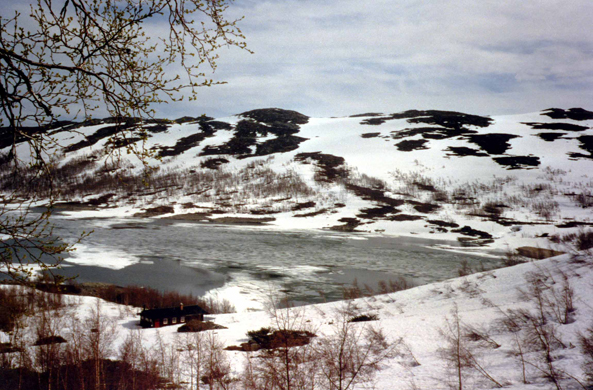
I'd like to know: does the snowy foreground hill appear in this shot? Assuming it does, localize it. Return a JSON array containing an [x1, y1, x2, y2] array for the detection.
[[5, 107, 593, 252], [1, 250, 592, 389]]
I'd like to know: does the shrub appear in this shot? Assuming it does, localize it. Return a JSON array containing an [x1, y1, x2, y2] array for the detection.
[[349, 314, 379, 322], [579, 325, 593, 385]]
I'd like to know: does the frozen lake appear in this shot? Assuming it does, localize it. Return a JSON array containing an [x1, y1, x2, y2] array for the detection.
[[42, 215, 503, 310]]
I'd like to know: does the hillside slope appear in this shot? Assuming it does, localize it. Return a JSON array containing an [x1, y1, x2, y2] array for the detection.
[[2, 107, 593, 252]]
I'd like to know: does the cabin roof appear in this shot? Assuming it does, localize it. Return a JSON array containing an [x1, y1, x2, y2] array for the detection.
[[140, 304, 208, 319]]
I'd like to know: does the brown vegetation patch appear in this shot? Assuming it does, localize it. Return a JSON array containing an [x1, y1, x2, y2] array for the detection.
[[328, 217, 362, 232], [178, 320, 227, 333], [132, 205, 175, 217], [515, 246, 564, 259]]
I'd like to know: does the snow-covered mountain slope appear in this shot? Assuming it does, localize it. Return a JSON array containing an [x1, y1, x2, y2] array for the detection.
[[3, 107, 593, 252]]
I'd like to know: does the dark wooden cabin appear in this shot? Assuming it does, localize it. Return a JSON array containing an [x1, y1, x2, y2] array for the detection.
[[139, 303, 208, 328]]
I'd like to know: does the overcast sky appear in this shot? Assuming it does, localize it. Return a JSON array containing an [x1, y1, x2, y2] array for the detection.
[[162, 0, 592, 119], [3, 0, 592, 119]]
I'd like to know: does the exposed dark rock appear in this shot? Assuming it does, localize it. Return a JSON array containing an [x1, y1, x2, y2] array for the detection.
[[207, 120, 233, 130], [293, 208, 329, 218], [522, 122, 589, 131], [201, 117, 307, 158], [427, 219, 460, 228], [407, 200, 440, 213], [110, 136, 144, 148], [568, 135, 593, 160], [446, 146, 489, 157], [361, 110, 493, 129], [159, 131, 212, 157], [250, 209, 282, 215], [555, 221, 593, 228], [387, 214, 424, 221], [174, 116, 200, 124], [361, 132, 381, 138], [493, 155, 541, 169], [391, 127, 478, 141], [541, 108, 593, 121], [292, 201, 316, 211], [255, 135, 309, 156], [65, 123, 137, 153], [360, 117, 390, 125], [537, 132, 567, 142], [87, 193, 116, 206], [406, 110, 492, 129], [143, 124, 169, 134], [452, 225, 493, 239], [239, 108, 309, 125], [466, 133, 519, 155], [395, 139, 429, 152]]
